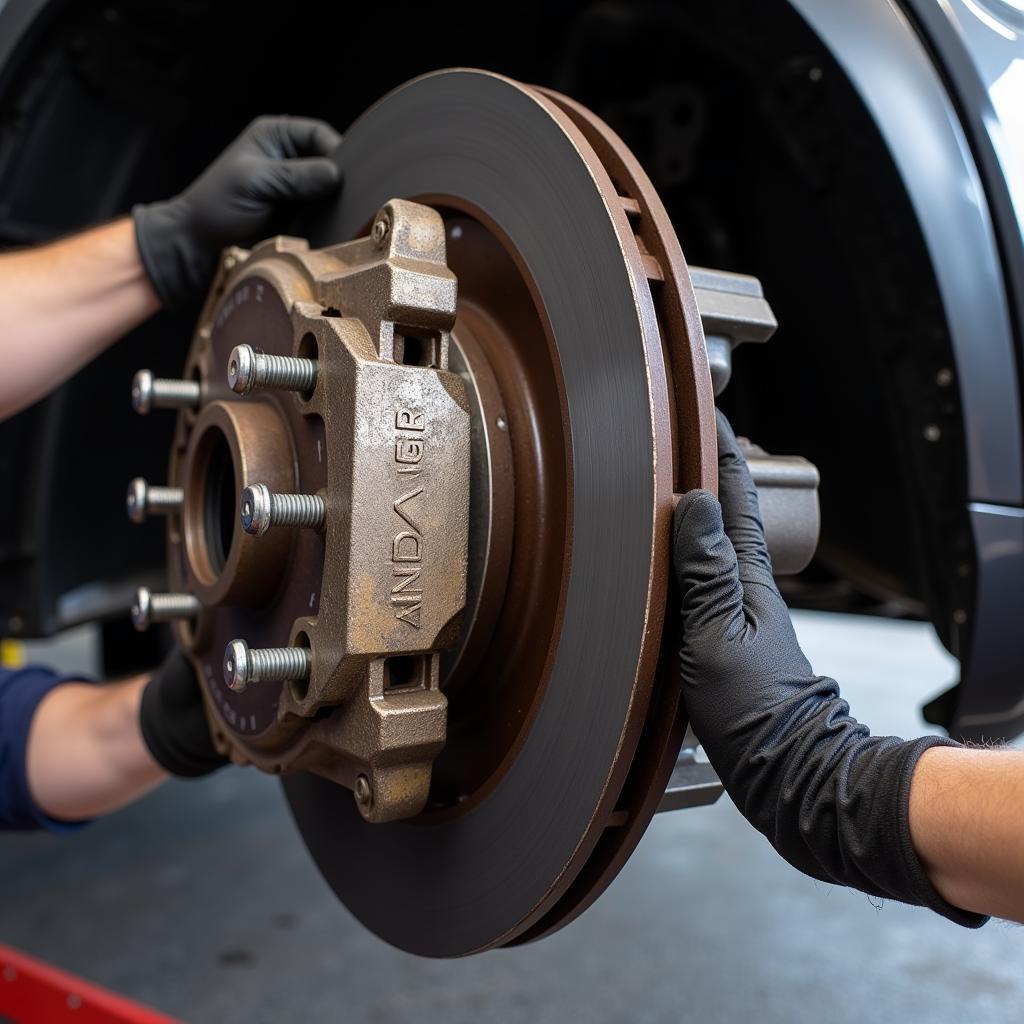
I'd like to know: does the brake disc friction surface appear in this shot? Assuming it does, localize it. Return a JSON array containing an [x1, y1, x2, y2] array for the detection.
[[285, 70, 710, 956]]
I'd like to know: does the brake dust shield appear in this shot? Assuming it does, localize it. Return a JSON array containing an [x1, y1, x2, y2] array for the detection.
[[128, 70, 819, 957]]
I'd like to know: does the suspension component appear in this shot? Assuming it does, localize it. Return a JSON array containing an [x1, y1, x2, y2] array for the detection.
[[689, 267, 820, 574], [690, 267, 778, 397]]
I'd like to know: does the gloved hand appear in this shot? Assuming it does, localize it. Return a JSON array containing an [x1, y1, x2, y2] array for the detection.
[[139, 650, 228, 778], [133, 115, 342, 310], [672, 410, 985, 927]]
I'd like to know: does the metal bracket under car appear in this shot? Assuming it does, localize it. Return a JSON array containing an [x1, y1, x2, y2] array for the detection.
[[125, 70, 820, 957]]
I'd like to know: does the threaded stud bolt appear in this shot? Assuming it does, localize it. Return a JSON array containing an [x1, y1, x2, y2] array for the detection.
[[131, 370, 201, 414], [126, 478, 183, 524], [240, 483, 326, 536], [132, 588, 201, 631], [227, 345, 318, 397], [223, 639, 312, 694]]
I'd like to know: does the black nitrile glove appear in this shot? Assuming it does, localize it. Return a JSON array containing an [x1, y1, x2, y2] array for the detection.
[[140, 650, 228, 778], [672, 410, 986, 927], [133, 115, 342, 310]]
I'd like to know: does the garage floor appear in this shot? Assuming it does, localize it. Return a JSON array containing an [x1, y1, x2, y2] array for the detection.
[[1, 612, 1022, 1024]]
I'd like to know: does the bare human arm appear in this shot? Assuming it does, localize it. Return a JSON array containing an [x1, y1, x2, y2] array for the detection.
[[20, 651, 227, 823], [26, 676, 166, 820], [0, 116, 342, 829], [910, 746, 1024, 922], [0, 115, 342, 424], [0, 218, 158, 420]]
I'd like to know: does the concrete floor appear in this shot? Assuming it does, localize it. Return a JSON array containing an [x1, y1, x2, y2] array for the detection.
[[1, 612, 1022, 1023]]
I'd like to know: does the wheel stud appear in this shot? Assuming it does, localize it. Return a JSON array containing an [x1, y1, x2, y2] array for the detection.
[[223, 639, 312, 694], [227, 345, 318, 397], [240, 483, 326, 536], [131, 370, 200, 414], [131, 587, 201, 631], [126, 478, 183, 524]]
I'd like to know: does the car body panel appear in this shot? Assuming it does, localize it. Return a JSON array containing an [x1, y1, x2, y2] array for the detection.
[[793, 0, 1024, 737], [793, 0, 1022, 505]]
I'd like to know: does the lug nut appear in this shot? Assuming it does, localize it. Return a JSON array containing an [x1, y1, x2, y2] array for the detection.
[[131, 588, 201, 631], [131, 370, 201, 415], [240, 483, 326, 536], [223, 639, 312, 694], [227, 345, 318, 397], [126, 478, 183, 524]]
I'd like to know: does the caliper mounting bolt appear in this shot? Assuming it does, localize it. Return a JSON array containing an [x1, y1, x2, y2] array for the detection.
[[240, 483, 326, 536], [126, 478, 183, 524], [227, 344, 319, 397], [132, 587, 201, 631], [131, 370, 201, 414], [223, 639, 312, 694]]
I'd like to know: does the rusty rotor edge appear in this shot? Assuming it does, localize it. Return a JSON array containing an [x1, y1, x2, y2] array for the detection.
[[504, 85, 718, 945], [480, 80, 708, 947]]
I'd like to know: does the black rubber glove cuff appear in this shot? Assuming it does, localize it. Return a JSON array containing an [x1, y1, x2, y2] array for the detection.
[[132, 202, 193, 311], [139, 650, 228, 778]]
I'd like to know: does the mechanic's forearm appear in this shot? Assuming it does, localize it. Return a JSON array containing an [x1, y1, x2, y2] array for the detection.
[[0, 217, 160, 420], [26, 676, 167, 821], [910, 745, 1024, 924]]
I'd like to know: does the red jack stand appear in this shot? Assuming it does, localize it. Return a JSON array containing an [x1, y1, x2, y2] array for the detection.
[[0, 944, 181, 1023]]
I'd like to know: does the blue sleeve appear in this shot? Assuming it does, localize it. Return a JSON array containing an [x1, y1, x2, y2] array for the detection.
[[0, 665, 93, 833]]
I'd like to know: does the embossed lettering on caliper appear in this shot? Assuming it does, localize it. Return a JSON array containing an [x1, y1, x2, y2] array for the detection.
[[392, 407, 426, 627]]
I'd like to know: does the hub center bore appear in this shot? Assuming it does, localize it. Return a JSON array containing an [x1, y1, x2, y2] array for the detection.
[[181, 400, 295, 606]]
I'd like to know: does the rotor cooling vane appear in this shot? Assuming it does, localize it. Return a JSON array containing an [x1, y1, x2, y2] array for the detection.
[[126, 70, 820, 957]]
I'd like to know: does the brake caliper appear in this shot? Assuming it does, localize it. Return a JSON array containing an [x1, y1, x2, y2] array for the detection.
[[132, 200, 470, 822]]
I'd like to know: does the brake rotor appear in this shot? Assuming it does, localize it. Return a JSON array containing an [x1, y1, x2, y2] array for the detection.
[[283, 70, 715, 956], [128, 70, 820, 958]]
